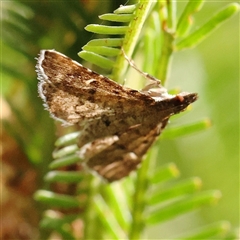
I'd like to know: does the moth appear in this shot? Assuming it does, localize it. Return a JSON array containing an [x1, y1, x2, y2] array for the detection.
[[36, 50, 197, 182]]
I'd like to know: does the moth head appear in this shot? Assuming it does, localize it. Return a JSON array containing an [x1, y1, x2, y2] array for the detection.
[[141, 82, 174, 100]]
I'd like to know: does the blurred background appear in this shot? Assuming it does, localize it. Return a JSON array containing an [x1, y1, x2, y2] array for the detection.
[[1, 0, 239, 239], [147, 2, 239, 238]]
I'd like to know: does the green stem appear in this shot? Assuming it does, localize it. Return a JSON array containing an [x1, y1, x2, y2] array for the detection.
[[166, 0, 176, 31], [154, 3, 175, 85], [128, 3, 177, 238], [128, 158, 149, 239], [156, 29, 174, 85], [112, 0, 155, 82], [83, 177, 100, 239]]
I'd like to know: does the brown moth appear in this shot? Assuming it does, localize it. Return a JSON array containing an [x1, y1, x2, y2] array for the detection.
[[36, 50, 197, 182]]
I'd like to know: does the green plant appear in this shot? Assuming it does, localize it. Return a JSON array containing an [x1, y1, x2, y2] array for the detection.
[[2, 1, 239, 239]]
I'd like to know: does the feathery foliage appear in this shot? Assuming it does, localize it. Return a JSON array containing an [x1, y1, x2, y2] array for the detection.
[[2, 1, 239, 239]]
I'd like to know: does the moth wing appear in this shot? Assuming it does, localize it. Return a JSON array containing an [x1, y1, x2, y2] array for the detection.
[[83, 119, 168, 182], [76, 92, 198, 147], [36, 50, 154, 125]]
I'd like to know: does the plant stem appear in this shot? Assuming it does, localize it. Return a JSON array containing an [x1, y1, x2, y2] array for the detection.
[[128, 151, 154, 239], [155, 2, 175, 85], [166, 0, 176, 31], [112, 0, 155, 82], [156, 29, 174, 85], [83, 177, 99, 239]]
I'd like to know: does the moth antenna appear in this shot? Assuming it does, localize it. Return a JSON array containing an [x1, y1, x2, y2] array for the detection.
[[121, 47, 161, 85]]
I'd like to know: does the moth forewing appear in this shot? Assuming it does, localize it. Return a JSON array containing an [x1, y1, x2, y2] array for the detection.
[[36, 50, 198, 181]]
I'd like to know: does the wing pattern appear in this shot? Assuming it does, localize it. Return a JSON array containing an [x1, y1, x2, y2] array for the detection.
[[36, 50, 198, 181]]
